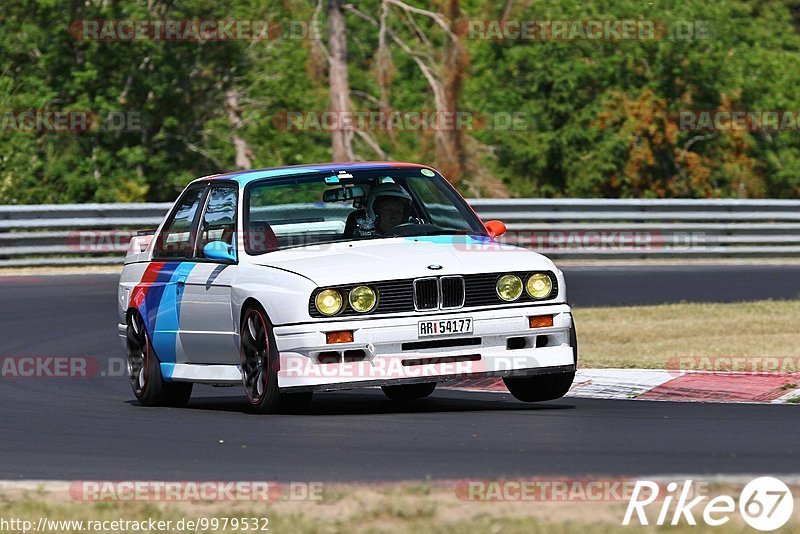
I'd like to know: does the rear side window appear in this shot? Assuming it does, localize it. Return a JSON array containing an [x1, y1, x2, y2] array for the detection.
[[154, 187, 205, 259]]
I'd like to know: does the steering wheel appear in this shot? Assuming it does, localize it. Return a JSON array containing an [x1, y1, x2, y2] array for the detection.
[[387, 222, 440, 237]]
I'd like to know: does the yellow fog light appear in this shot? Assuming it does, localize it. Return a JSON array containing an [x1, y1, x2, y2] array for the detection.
[[349, 285, 377, 313], [316, 289, 343, 316], [496, 274, 523, 301], [526, 273, 553, 299]]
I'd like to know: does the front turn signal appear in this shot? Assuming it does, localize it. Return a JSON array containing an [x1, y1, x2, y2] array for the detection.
[[325, 330, 354, 344], [528, 315, 554, 329]]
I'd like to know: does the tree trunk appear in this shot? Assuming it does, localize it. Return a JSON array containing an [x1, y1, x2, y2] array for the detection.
[[224, 88, 253, 170], [328, 0, 354, 161], [437, 0, 467, 182]]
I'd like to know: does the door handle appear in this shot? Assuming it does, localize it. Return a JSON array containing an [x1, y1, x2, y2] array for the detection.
[[176, 275, 187, 286]]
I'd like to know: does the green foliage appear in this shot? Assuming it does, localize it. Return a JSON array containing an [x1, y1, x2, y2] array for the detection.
[[465, 0, 800, 198], [1, 0, 800, 202]]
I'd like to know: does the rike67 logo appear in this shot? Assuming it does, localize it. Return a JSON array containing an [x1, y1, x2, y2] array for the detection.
[[623, 477, 794, 531]]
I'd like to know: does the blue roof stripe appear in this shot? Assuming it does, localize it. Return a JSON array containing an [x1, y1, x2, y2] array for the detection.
[[207, 162, 428, 186]]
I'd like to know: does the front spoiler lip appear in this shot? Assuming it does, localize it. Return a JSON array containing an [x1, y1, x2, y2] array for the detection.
[[279, 364, 576, 393]]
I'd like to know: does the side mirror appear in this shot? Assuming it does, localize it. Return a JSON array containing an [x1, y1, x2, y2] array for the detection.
[[203, 241, 236, 263], [484, 220, 507, 239]]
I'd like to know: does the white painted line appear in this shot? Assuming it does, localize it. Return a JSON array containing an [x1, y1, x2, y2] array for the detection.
[[566, 369, 682, 400], [444, 369, 800, 405]]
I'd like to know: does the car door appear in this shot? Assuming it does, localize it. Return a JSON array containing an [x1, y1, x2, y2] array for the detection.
[[177, 183, 239, 365], [145, 184, 207, 368]]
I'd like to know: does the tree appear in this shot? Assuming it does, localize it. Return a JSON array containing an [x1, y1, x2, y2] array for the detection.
[[327, 0, 354, 161]]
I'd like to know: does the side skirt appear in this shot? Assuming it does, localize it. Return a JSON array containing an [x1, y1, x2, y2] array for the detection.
[[160, 362, 576, 391], [161, 363, 242, 384]]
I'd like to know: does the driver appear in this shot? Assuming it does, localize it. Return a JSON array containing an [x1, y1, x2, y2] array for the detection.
[[367, 183, 414, 235]]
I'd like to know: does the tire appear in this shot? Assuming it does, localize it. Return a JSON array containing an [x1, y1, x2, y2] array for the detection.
[[381, 382, 437, 400], [502, 323, 578, 403], [240, 305, 282, 414], [503, 371, 575, 402], [240, 305, 313, 414], [126, 311, 192, 407], [279, 391, 314, 414]]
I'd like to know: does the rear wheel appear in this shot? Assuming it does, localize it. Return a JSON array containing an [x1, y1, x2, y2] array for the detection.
[[381, 382, 437, 400], [126, 311, 192, 407], [503, 323, 578, 402]]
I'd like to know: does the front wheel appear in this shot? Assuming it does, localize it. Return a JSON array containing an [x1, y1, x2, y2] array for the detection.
[[240, 306, 281, 413], [240, 305, 314, 414], [381, 382, 437, 400], [126, 311, 192, 407], [279, 391, 314, 413], [503, 323, 577, 402], [503, 371, 575, 402]]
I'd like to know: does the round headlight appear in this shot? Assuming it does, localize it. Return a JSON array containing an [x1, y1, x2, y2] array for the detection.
[[315, 289, 343, 316], [349, 285, 377, 313], [526, 273, 553, 299], [496, 274, 523, 301]]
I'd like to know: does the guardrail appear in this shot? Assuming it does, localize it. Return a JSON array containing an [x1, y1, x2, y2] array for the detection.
[[470, 198, 800, 258], [1, 199, 799, 267]]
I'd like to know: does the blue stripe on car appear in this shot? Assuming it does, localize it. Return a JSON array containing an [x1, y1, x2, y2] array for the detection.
[[149, 262, 196, 377]]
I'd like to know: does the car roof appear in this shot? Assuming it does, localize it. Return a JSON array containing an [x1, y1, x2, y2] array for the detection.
[[191, 161, 435, 187]]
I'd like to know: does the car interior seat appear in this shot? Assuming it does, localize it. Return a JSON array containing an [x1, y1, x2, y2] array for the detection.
[[247, 222, 279, 254]]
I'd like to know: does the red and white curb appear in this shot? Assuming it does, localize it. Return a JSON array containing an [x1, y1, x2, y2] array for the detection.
[[447, 369, 800, 404]]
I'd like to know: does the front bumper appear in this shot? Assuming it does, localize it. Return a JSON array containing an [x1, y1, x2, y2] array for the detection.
[[274, 303, 575, 390]]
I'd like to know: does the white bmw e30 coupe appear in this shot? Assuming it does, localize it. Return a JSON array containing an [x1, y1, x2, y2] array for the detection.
[[117, 162, 577, 413]]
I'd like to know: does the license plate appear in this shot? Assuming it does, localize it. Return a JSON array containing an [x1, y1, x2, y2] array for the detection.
[[418, 318, 473, 337]]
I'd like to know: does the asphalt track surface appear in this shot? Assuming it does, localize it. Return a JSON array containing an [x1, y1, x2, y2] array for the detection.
[[1, 264, 799, 481]]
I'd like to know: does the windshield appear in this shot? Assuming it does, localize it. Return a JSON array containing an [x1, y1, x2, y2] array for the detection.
[[243, 168, 487, 254]]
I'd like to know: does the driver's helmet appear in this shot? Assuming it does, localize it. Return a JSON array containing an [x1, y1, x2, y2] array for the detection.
[[366, 183, 413, 220]]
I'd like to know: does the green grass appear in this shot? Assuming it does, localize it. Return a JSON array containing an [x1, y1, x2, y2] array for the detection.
[[574, 299, 800, 369], [3, 484, 800, 534]]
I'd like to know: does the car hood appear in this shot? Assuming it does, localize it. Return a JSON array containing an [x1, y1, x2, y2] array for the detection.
[[249, 235, 556, 286]]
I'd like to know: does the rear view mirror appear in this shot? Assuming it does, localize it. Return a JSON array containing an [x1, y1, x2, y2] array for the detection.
[[323, 185, 365, 203]]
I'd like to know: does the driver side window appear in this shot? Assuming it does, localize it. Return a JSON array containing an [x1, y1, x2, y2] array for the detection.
[[195, 185, 238, 259]]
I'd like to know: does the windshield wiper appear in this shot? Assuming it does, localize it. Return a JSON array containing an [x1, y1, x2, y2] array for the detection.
[[405, 229, 487, 238]]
